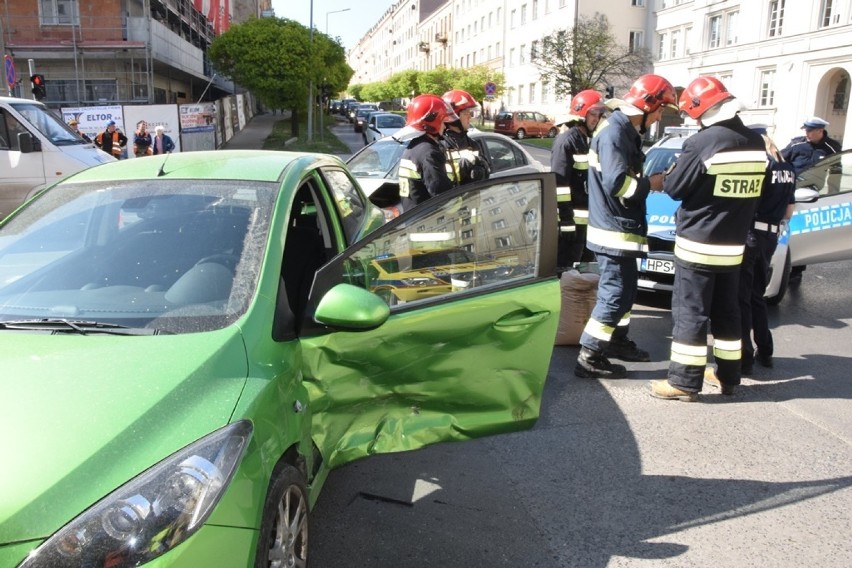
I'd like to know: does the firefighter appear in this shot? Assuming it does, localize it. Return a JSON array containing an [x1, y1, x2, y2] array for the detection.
[[649, 76, 767, 401], [398, 94, 457, 212], [95, 120, 127, 159], [550, 89, 606, 270], [575, 74, 676, 379], [441, 89, 491, 185]]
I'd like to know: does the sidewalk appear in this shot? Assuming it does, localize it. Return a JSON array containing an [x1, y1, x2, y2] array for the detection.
[[219, 112, 281, 150]]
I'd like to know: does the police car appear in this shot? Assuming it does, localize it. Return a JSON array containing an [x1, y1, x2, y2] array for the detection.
[[640, 129, 852, 304]]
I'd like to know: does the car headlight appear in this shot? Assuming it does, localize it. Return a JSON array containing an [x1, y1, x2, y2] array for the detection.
[[20, 421, 252, 568]]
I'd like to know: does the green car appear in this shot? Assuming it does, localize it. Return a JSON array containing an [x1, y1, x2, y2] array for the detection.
[[0, 150, 560, 566]]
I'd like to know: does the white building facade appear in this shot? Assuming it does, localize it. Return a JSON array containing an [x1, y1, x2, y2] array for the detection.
[[347, 0, 850, 145]]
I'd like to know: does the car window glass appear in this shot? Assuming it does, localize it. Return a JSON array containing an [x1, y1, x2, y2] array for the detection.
[[482, 137, 523, 173], [348, 140, 407, 178], [0, 109, 27, 151], [321, 168, 367, 244], [798, 151, 850, 196], [338, 179, 543, 307]]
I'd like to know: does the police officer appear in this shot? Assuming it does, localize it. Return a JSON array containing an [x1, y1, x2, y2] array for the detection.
[[575, 75, 676, 379], [737, 131, 796, 373], [550, 89, 606, 270], [780, 116, 840, 283], [781, 117, 840, 174], [398, 94, 457, 212], [649, 77, 767, 401], [441, 89, 491, 185]]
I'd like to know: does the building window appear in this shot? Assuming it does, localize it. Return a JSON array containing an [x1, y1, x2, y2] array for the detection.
[[671, 29, 680, 58], [496, 236, 513, 248], [529, 83, 536, 104], [759, 69, 776, 107], [492, 218, 507, 229], [521, 4, 527, 25], [510, 48, 516, 66], [520, 44, 526, 64], [726, 11, 738, 45], [40, 0, 79, 25], [632, 0, 645, 6], [531, 40, 539, 61], [658, 32, 667, 60], [629, 30, 644, 53], [768, 0, 785, 37], [832, 76, 849, 111], [542, 81, 551, 103], [533, 0, 539, 19], [685, 26, 692, 54], [511, 9, 516, 28], [821, 0, 841, 26], [708, 15, 722, 49]]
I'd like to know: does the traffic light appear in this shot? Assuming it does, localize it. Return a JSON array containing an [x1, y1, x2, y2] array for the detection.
[[30, 74, 46, 101], [605, 86, 615, 99]]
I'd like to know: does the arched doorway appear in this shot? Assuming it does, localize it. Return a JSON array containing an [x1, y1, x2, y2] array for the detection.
[[815, 68, 849, 145]]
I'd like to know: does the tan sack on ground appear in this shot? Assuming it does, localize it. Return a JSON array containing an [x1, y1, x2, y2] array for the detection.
[[555, 269, 600, 345]]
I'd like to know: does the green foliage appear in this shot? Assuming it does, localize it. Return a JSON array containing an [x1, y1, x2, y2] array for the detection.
[[209, 17, 352, 112], [533, 13, 653, 100], [346, 67, 505, 106]]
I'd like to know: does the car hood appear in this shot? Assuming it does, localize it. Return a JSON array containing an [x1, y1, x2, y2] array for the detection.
[[0, 329, 248, 543]]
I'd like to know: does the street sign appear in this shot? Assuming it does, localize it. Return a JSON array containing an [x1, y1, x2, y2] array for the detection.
[[484, 81, 496, 96], [4, 55, 16, 89]]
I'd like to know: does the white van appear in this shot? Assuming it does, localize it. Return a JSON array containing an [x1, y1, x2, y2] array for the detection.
[[0, 96, 115, 218]]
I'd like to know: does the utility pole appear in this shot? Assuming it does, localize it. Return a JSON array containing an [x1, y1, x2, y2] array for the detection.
[[307, 0, 314, 143]]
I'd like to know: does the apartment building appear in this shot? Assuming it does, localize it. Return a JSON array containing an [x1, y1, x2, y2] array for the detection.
[[0, 0, 253, 106], [348, 0, 849, 144], [654, 0, 849, 146]]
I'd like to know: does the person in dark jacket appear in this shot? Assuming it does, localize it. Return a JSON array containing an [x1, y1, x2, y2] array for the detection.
[[441, 89, 491, 185], [152, 125, 175, 155], [95, 120, 127, 159], [574, 74, 676, 379], [398, 94, 457, 212], [780, 117, 840, 283], [550, 89, 606, 270], [133, 120, 152, 157], [781, 117, 840, 174], [738, 131, 796, 373], [649, 77, 767, 401]]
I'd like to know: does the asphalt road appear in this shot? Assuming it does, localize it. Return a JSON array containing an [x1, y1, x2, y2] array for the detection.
[[312, 122, 852, 567]]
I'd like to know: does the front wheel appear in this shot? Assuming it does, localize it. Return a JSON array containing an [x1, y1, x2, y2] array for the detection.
[[255, 463, 309, 568], [547, 127, 558, 138], [516, 128, 526, 140]]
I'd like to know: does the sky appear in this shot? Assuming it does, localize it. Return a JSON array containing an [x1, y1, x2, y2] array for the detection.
[[270, 0, 396, 52]]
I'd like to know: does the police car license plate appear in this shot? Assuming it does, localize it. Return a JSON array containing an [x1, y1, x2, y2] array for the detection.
[[641, 258, 675, 274]]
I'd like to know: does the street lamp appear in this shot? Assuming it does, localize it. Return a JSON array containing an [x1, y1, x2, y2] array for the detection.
[[326, 8, 351, 35]]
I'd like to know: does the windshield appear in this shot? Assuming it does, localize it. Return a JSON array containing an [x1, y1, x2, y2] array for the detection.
[[377, 115, 406, 129], [0, 180, 276, 334], [347, 138, 408, 179], [10, 101, 86, 146], [643, 147, 680, 176]]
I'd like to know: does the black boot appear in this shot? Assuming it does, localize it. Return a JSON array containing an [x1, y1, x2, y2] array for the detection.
[[575, 347, 627, 379], [605, 337, 651, 362]]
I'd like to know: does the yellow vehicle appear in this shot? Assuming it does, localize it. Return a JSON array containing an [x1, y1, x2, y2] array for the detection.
[[368, 248, 518, 304]]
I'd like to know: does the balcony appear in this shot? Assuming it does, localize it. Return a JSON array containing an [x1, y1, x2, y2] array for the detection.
[[418, 41, 430, 53], [434, 33, 447, 43]]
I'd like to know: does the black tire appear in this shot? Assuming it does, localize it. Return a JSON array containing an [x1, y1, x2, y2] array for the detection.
[[255, 463, 309, 568], [547, 127, 558, 138], [516, 128, 526, 140], [765, 248, 790, 306]]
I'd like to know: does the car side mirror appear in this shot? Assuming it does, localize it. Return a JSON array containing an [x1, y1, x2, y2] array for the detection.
[[794, 186, 820, 203], [314, 283, 390, 330], [18, 132, 34, 153], [367, 181, 401, 208]]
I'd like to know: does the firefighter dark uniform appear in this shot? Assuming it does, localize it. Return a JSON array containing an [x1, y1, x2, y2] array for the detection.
[[550, 125, 589, 267], [578, 110, 651, 362], [739, 146, 796, 371], [442, 128, 491, 185], [661, 111, 766, 395], [399, 134, 454, 211]]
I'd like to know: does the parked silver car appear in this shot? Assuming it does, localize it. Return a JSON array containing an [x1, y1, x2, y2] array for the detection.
[[347, 127, 547, 218], [362, 112, 406, 145]]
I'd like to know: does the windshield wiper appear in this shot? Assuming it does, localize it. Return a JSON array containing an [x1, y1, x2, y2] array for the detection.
[[0, 318, 171, 335]]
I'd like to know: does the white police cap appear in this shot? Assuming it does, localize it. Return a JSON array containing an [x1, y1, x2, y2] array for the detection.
[[801, 116, 829, 129]]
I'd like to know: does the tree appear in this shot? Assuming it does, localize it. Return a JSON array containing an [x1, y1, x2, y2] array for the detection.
[[533, 13, 652, 100], [209, 17, 352, 136]]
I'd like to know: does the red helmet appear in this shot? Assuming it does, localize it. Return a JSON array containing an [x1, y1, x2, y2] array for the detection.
[[678, 76, 734, 120], [569, 90, 605, 119], [623, 74, 677, 113], [442, 89, 479, 115], [406, 94, 457, 134]]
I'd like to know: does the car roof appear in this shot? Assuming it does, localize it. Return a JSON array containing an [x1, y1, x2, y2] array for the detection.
[[64, 150, 347, 184]]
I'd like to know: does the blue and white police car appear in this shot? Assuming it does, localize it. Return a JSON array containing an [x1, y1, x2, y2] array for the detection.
[[639, 128, 852, 304]]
